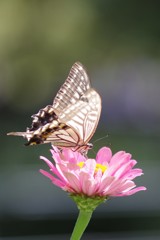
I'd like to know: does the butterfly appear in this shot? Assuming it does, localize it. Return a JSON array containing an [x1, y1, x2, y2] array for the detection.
[[7, 62, 102, 153]]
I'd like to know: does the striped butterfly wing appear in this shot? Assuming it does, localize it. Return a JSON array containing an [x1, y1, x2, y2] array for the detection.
[[7, 62, 101, 152], [53, 62, 90, 112], [42, 62, 101, 151], [57, 88, 101, 149], [44, 90, 101, 151]]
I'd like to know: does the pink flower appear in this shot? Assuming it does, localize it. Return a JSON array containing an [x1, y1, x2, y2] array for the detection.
[[40, 146, 146, 197]]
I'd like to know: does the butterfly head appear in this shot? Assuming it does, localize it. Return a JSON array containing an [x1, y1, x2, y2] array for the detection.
[[87, 143, 93, 150], [74, 142, 93, 156]]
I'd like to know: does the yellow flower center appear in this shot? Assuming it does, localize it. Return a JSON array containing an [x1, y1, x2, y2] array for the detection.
[[95, 163, 107, 173], [78, 162, 107, 173], [77, 162, 85, 168]]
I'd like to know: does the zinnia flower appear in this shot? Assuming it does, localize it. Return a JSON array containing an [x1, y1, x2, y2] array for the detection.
[[40, 146, 146, 198]]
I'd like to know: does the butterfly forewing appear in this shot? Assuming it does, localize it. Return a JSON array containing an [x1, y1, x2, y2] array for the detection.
[[7, 62, 102, 153], [52, 62, 91, 114]]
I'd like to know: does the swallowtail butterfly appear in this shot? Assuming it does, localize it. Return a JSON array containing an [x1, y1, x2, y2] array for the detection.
[[7, 62, 102, 153]]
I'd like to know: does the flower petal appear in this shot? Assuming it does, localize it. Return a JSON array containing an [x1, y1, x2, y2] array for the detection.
[[110, 151, 131, 165], [96, 147, 112, 165], [117, 186, 147, 196], [40, 169, 66, 188]]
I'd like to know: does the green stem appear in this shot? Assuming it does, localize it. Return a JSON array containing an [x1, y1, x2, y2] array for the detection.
[[70, 210, 93, 240]]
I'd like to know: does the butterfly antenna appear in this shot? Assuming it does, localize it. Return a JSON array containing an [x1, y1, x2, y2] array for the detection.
[[93, 134, 109, 145], [91, 148, 96, 155]]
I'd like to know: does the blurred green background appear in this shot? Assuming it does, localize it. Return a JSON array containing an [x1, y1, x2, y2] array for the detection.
[[1, 0, 160, 239]]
